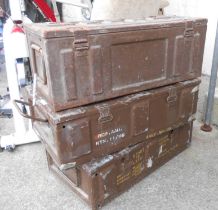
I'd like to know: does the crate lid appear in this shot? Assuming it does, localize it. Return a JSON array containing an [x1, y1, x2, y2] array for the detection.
[[24, 16, 207, 39]]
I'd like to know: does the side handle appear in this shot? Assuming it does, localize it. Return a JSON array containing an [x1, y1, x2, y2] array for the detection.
[[13, 100, 48, 123]]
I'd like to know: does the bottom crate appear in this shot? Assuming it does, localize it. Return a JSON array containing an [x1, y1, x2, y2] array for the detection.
[[46, 122, 193, 210]]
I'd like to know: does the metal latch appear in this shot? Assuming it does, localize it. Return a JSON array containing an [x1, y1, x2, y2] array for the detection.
[[184, 28, 194, 38], [167, 87, 177, 105], [96, 104, 113, 123], [59, 162, 76, 171], [184, 21, 194, 38], [74, 38, 89, 51]]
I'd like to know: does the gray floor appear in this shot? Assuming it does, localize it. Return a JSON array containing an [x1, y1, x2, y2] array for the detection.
[[1, 65, 218, 210]]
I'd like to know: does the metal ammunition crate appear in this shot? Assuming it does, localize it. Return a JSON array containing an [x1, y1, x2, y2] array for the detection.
[[19, 79, 200, 165], [47, 122, 193, 210], [25, 16, 207, 111]]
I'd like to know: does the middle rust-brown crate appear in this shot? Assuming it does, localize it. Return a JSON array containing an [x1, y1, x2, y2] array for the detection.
[[28, 79, 200, 166], [46, 122, 193, 210], [24, 16, 207, 112]]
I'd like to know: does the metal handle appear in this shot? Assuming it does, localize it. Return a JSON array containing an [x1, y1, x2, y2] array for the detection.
[[31, 44, 43, 53], [13, 100, 48, 123], [31, 44, 47, 85], [167, 87, 177, 105]]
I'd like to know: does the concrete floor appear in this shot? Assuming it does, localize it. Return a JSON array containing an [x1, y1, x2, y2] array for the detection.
[[1, 65, 218, 210]]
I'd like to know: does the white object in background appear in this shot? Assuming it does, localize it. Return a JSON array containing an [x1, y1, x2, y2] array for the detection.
[[165, 0, 217, 76], [160, 0, 169, 9], [2, 19, 26, 137], [56, 0, 92, 22], [20, 0, 26, 13], [56, 0, 91, 8], [91, 0, 161, 21], [1, 13, 39, 149], [16, 59, 26, 86], [22, 16, 33, 25], [9, 0, 22, 20], [11, 25, 29, 59]]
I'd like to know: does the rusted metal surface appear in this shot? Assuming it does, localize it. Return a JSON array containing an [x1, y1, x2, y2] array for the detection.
[[47, 122, 193, 210], [24, 16, 207, 112], [24, 79, 200, 165]]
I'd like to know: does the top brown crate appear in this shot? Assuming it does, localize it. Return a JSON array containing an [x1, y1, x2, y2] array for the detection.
[[25, 16, 207, 112]]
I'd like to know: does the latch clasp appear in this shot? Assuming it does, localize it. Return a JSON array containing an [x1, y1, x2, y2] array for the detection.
[[167, 87, 178, 105], [96, 104, 113, 123], [74, 38, 89, 51]]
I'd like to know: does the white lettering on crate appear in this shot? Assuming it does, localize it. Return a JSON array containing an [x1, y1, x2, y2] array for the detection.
[[96, 127, 126, 146]]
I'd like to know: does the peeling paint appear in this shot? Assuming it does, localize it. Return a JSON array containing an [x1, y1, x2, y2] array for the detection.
[[144, 128, 149, 132], [124, 92, 150, 103], [191, 85, 200, 93], [37, 99, 48, 106], [147, 157, 153, 168], [188, 114, 196, 122], [104, 192, 110, 199], [83, 155, 114, 174], [180, 78, 199, 85], [159, 145, 163, 156], [100, 168, 112, 180], [51, 108, 87, 124]]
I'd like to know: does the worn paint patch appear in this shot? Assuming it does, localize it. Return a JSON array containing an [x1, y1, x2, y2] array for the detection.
[[159, 145, 163, 156], [147, 157, 153, 168], [104, 192, 110, 199], [191, 85, 199, 93], [37, 98, 48, 106], [146, 127, 172, 139], [188, 114, 196, 122], [83, 155, 114, 174], [124, 92, 150, 103], [100, 169, 113, 180], [51, 108, 87, 124]]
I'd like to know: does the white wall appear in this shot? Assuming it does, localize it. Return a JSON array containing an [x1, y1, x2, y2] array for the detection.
[[91, 0, 161, 20], [165, 0, 218, 75]]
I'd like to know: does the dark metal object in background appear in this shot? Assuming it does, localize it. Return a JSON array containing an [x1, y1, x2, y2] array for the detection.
[[23, 79, 200, 166], [0, 0, 10, 21], [201, 20, 218, 132], [24, 16, 207, 112], [0, 92, 13, 118], [24, 0, 50, 23], [0, 108, 13, 118], [47, 122, 193, 210]]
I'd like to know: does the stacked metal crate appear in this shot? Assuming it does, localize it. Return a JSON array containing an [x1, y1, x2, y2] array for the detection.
[[23, 16, 207, 210]]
